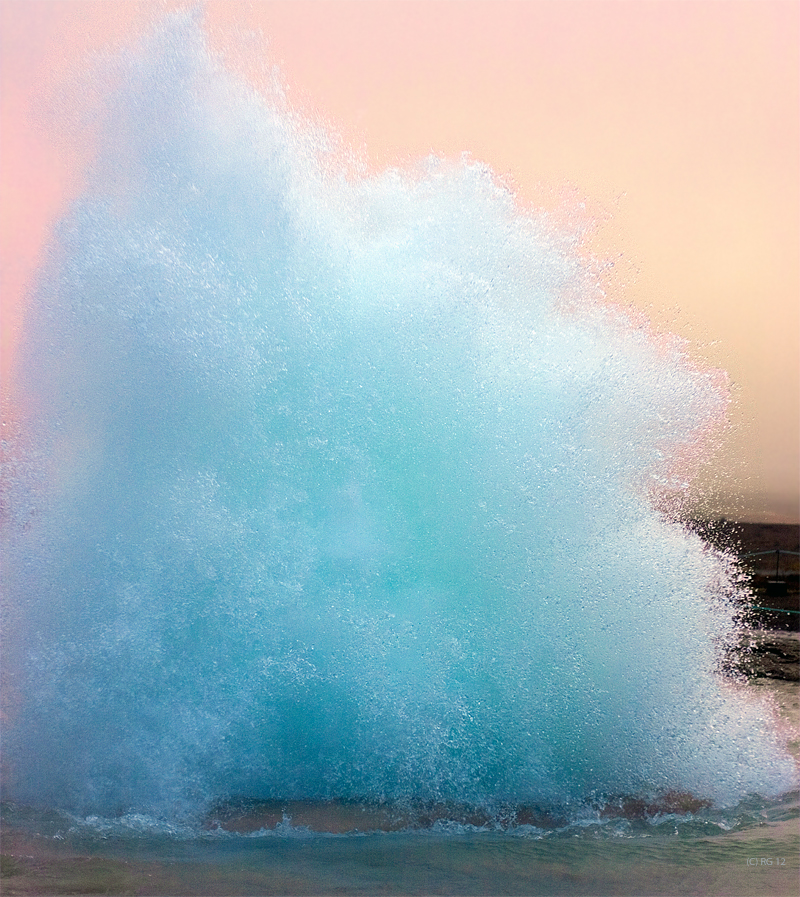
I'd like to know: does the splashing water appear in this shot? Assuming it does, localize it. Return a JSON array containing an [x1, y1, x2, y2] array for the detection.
[[3, 13, 794, 821]]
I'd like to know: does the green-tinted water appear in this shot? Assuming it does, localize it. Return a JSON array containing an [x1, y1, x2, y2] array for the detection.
[[2, 794, 797, 896]]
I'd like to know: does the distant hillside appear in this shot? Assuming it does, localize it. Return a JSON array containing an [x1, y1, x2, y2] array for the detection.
[[685, 519, 799, 630], [686, 519, 797, 558], [737, 522, 800, 558]]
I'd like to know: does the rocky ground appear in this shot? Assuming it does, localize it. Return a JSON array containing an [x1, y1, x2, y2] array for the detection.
[[731, 629, 800, 682]]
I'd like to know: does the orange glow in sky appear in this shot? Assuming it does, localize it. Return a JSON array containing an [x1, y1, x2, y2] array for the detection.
[[1, 1, 798, 521]]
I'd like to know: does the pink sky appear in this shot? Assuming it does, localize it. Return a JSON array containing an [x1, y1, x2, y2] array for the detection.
[[1, 1, 798, 521]]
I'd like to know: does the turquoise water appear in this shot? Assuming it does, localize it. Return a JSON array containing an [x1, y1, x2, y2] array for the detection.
[[2, 9, 795, 837]]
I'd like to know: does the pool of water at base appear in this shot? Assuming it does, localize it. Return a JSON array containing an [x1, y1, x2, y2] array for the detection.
[[1, 791, 798, 897]]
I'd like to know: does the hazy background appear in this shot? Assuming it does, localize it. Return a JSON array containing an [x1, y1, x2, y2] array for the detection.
[[1, 0, 797, 522]]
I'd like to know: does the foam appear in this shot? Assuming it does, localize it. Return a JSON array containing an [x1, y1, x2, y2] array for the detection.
[[4, 11, 795, 819]]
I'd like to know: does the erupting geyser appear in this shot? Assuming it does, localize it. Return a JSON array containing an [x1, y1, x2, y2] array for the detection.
[[3, 13, 795, 822]]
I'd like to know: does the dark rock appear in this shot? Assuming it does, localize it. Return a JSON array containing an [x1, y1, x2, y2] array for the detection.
[[732, 630, 800, 681]]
